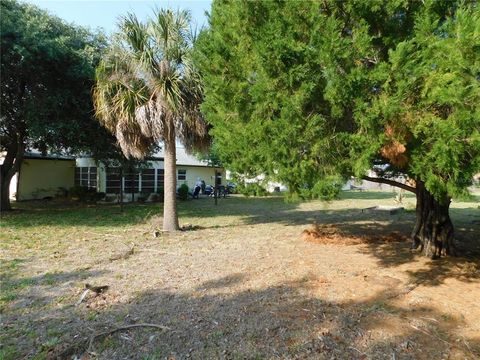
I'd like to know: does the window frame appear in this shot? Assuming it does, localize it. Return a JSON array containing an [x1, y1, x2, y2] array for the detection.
[[177, 169, 187, 181]]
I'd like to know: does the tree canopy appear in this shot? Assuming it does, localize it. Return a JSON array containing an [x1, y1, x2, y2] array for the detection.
[[196, 0, 479, 196], [0, 0, 116, 210], [195, 0, 480, 257]]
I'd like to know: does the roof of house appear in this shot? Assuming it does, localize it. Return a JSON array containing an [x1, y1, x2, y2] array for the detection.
[[23, 151, 75, 161], [11, 142, 218, 168], [0, 151, 75, 163], [152, 144, 213, 168]]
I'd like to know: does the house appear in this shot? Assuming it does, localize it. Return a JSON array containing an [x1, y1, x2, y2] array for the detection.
[[75, 144, 226, 199], [3, 152, 75, 201], [4, 145, 225, 201]]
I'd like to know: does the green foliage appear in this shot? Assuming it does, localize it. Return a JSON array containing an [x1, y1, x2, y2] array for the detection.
[[360, 5, 480, 200], [177, 184, 189, 201], [310, 176, 343, 201], [0, 0, 131, 211], [0, 0, 111, 155], [237, 183, 268, 197], [93, 8, 209, 159], [195, 0, 479, 201]]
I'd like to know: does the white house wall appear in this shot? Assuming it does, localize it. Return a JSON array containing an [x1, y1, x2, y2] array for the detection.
[[75, 157, 223, 194], [177, 166, 226, 189]]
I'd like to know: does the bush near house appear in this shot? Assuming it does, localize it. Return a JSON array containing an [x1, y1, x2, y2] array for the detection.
[[237, 183, 268, 197], [177, 184, 189, 201]]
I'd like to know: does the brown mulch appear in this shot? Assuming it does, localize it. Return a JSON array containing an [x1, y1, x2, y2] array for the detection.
[[302, 223, 408, 245]]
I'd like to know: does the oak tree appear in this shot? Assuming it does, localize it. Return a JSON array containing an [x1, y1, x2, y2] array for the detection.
[[0, 0, 110, 210]]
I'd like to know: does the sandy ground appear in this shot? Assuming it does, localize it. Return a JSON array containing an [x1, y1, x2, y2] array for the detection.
[[1, 193, 479, 359]]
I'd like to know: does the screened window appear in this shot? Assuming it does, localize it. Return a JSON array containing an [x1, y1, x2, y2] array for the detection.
[[123, 170, 140, 193], [141, 169, 155, 193], [105, 167, 164, 194], [105, 167, 121, 193], [75, 167, 97, 189], [156, 169, 164, 190]]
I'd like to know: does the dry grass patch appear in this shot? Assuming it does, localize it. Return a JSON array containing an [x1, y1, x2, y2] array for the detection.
[[0, 192, 479, 359], [302, 223, 409, 245]]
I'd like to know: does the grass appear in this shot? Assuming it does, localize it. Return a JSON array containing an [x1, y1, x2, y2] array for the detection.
[[0, 191, 479, 359]]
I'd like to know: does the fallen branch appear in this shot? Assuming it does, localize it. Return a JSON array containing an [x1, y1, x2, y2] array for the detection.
[[87, 323, 171, 353]]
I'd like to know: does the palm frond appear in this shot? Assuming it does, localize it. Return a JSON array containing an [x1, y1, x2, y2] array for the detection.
[[93, 7, 209, 159]]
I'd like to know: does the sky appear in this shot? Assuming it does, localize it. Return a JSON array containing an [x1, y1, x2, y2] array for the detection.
[[23, 0, 212, 34]]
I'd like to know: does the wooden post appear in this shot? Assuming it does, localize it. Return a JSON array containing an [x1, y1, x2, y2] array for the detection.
[[119, 167, 124, 212], [214, 168, 218, 206]]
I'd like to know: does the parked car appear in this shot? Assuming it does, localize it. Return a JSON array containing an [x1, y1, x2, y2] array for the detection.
[[226, 182, 237, 194]]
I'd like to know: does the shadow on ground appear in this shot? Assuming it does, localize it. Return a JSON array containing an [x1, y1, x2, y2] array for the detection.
[[1, 259, 109, 314], [1, 192, 479, 359], [6, 274, 477, 359]]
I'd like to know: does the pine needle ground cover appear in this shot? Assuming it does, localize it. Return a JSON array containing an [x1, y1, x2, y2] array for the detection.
[[1, 192, 479, 359]]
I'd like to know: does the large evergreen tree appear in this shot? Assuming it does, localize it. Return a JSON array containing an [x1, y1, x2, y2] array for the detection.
[[196, 0, 479, 258], [0, 0, 110, 211]]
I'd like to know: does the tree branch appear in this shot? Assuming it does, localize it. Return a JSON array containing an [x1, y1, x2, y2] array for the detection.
[[362, 175, 416, 193]]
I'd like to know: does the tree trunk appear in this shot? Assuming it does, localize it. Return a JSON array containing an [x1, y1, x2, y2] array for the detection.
[[0, 138, 24, 212], [0, 173, 13, 212], [163, 126, 179, 231], [411, 180, 455, 258]]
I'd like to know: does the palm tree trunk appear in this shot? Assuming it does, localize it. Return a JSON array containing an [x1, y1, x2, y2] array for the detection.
[[163, 127, 179, 231]]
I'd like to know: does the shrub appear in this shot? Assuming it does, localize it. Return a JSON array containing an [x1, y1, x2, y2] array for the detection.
[[311, 176, 343, 200], [56, 187, 68, 198], [177, 184, 189, 200], [147, 193, 161, 202], [237, 183, 267, 197], [69, 186, 88, 199]]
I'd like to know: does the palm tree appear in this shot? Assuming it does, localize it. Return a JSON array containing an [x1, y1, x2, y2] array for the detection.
[[93, 9, 209, 231]]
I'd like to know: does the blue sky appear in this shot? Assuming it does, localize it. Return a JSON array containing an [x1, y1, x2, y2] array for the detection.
[[23, 0, 212, 34]]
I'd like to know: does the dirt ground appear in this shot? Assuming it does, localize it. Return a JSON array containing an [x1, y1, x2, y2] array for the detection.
[[1, 191, 479, 359]]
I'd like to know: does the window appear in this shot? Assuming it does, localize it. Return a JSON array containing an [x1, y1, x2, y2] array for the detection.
[[177, 169, 187, 181], [156, 169, 164, 190], [141, 169, 155, 193], [123, 170, 140, 193], [75, 167, 97, 189], [105, 167, 121, 193]]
